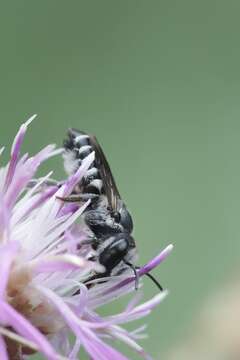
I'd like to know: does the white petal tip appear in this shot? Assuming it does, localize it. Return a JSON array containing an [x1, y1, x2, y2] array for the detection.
[[162, 289, 169, 297], [25, 114, 37, 127], [165, 244, 174, 253]]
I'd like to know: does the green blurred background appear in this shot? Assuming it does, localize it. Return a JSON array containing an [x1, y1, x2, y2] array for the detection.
[[1, 1, 240, 359]]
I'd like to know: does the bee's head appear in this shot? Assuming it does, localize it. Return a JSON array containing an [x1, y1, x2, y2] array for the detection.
[[98, 233, 136, 275], [111, 202, 133, 234]]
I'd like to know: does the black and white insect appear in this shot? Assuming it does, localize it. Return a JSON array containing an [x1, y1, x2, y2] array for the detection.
[[62, 128, 162, 290]]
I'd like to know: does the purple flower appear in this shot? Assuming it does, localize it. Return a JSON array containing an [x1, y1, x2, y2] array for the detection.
[[0, 117, 173, 360]]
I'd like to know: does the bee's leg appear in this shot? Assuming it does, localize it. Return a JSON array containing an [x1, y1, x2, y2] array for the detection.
[[78, 237, 100, 248], [81, 273, 108, 291], [123, 261, 139, 290], [57, 193, 99, 203], [28, 178, 62, 188]]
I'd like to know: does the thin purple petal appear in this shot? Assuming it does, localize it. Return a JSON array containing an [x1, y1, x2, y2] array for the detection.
[[68, 338, 81, 360], [138, 244, 174, 276], [0, 194, 10, 240], [32, 255, 100, 274], [0, 335, 8, 360], [0, 301, 60, 360], [0, 242, 19, 300], [80, 327, 129, 360], [4, 115, 36, 190], [17, 186, 58, 222], [58, 203, 80, 216]]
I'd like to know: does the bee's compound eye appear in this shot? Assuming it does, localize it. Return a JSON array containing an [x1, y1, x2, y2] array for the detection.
[[98, 235, 130, 273], [112, 211, 121, 222], [119, 207, 133, 233]]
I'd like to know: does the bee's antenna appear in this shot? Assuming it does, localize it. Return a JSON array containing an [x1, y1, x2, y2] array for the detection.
[[124, 261, 139, 290], [143, 272, 163, 291], [135, 266, 163, 292]]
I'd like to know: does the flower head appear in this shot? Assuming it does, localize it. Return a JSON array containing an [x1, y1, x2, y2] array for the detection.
[[0, 117, 173, 360]]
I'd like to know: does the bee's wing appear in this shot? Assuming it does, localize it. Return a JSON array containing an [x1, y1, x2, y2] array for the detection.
[[88, 134, 121, 212]]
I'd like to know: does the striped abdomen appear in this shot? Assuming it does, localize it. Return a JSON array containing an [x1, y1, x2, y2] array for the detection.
[[63, 128, 103, 195]]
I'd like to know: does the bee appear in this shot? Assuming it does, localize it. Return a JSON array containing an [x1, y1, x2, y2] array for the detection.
[[62, 128, 162, 290]]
